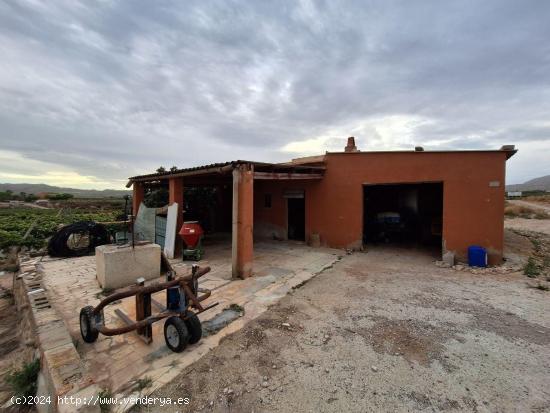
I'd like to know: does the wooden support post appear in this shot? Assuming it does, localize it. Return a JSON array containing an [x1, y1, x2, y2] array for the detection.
[[132, 182, 145, 216], [135, 279, 153, 343], [169, 177, 184, 257]]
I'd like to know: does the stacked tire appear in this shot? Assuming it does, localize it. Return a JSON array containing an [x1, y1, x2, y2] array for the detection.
[[48, 221, 110, 257]]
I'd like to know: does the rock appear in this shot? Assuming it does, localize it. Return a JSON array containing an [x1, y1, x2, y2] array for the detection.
[[272, 364, 277, 369], [325, 368, 330, 373], [281, 322, 291, 328], [443, 251, 455, 266], [261, 381, 269, 388], [371, 366, 378, 372], [435, 260, 451, 268]]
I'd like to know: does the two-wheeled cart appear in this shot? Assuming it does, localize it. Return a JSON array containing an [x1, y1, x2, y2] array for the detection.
[[79, 261, 217, 352]]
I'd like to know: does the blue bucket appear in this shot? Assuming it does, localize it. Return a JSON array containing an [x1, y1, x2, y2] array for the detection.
[[468, 246, 487, 268]]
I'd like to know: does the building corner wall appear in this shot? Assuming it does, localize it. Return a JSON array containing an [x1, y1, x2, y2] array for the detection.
[[232, 164, 254, 279]]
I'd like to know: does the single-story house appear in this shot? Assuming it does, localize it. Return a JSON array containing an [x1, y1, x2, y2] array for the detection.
[[127, 138, 516, 278]]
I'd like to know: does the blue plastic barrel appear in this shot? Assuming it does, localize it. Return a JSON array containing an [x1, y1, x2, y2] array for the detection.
[[167, 287, 181, 310], [468, 246, 487, 267]]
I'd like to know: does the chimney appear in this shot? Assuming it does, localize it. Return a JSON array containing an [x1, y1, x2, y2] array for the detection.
[[344, 136, 358, 152]]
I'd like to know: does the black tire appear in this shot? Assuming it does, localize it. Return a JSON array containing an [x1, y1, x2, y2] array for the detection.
[[164, 316, 190, 352], [80, 306, 99, 343], [184, 312, 202, 344], [48, 221, 110, 257]]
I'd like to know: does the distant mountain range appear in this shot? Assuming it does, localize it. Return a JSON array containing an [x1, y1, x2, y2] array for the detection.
[[506, 175, 550, 192], [2, 176, 548, 197], [0, 183, 130, 198]]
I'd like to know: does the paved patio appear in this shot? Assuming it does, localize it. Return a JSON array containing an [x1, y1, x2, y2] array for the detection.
[[38, 239, 341, 410]]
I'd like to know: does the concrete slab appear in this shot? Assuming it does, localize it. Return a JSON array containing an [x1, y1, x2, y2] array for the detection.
[[95, 244, 161, 289], [37, 240, 341, 411]]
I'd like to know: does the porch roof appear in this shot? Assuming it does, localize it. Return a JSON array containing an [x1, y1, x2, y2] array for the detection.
[[126, 160, 325, 187]]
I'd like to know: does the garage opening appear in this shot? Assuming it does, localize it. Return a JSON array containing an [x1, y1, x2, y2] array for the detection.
[[363, 182, 443, 251]]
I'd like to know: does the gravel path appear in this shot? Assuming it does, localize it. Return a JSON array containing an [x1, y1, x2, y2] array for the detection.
[[505, 217, 550, 236], [139, 242, 550, 413]]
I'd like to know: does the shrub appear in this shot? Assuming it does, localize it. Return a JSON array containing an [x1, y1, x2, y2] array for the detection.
[[524, 257, 540, 278], [134, 376, 153, 392], [46, 193, 74, 200], [5, 359, 40, 398], [97, 388, 113, 413], [0, 208, 120, 251], [505, 204, 549, 219]]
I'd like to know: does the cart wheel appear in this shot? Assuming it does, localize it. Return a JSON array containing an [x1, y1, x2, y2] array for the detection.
[[164, 316, 190, 352], [184, 312, 202, 344], [80, 306, 99, 343]]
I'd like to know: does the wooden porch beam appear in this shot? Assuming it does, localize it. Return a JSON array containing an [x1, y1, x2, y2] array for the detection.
[[253, 172, 324, 180]]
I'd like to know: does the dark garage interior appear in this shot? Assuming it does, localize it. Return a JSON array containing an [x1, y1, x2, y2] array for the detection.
[[363, 182, 443, 248], [287, 197, 306, 241]]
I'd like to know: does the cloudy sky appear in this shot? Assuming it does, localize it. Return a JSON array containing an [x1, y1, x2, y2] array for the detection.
[[0, 0, 549, 189]]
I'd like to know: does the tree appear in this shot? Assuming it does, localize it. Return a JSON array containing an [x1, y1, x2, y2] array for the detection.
[[170, 166, 178, 172], [46, 193, 74, 200], [156, 166, 166, 173], [144, 187, 168, 208]]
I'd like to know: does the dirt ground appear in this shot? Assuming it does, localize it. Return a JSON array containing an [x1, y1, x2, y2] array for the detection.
[[511, 199, 550, 211], [139, 233, 550, 413], [505, 217, 550, 236]]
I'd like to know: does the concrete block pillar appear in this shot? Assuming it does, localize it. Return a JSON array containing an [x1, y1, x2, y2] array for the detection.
[[132, 182, 145, 216], [169, 177, 184, 257], [232, 164, 254, 279]]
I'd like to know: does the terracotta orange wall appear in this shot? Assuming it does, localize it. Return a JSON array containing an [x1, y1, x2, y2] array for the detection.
[[254, 180, 318, 240], [254, 151, 507, 265], [132, 182, 144, 215]]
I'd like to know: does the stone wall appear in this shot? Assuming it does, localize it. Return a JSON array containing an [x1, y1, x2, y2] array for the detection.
[[14, 257, 99, 413]]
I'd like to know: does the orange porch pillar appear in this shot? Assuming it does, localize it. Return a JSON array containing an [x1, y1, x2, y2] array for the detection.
[[168, 177, 184, 257], [132, 182, 144, 216], [232, 164, 254, 279]]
